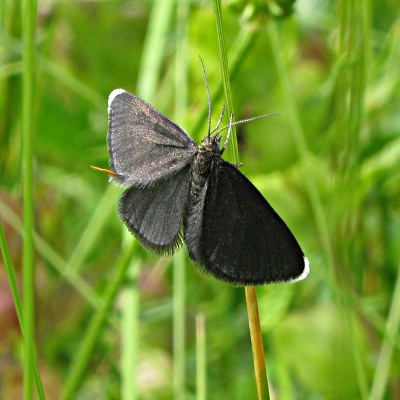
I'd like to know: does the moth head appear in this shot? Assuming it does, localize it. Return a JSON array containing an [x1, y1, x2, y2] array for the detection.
[[200, 134, 221, 154]]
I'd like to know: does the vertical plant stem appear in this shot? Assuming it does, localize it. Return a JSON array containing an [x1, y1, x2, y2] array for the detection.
[[337, 2, 370, 397], [175, 0, 189, 126], [67, 185, 118, 273], [0, 200, 101, 309], [267, 21, 334, 276], [245, 287, 270, 400], [0, 218, 24, 338], [118, 2, 176, 398], [21, 0, 37, 397], [196, 314, 206, 400], [173, 249, 186, 400], [190, 25, 256, 138], [213, 0, 238, 163], [61, 241, 137, 400], [173, 2, 189, 398], [213, 1, 269, 398], [121, 260, 140, 400], [0, 219, 45, 399], [368, 264, 400, 400], [137, 0, 175, 102]]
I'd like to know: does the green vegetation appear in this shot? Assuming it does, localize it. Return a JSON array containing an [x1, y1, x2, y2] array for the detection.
[[1, 0, 399, 399]]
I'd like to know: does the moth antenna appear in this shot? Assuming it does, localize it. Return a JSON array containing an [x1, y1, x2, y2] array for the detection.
[[216, 113, 278, 138], [199, 55, 212, 137]]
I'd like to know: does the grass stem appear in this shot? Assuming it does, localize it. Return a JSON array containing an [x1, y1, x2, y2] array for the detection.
[[196, 314, 206, 400], [21, 0, 38, 397], [368, 265, 400, 400], [213, 2, 269, 398], [61, 241, 137, 399], [245, 287, 271, 400], [121, 260, 140, 400], [173, 249, 186, 400]]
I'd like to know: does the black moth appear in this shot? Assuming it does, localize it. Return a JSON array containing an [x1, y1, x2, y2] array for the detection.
[[107, 89, 309, 285]]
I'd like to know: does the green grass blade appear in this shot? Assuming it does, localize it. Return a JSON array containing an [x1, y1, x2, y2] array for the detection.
[[173, 249, 186, 400], [335, 2, 370, 397], [267, 21, 334, 275], [172, 1, 190, 398], [61, 240, 138, 400], [121, 260, 140, 400], [21, 0, 38, 397], [117, 1, 177, 398], [213, 0, 239, 163], [196, 314, 206, 400], [137, 0, 175, 102], [67, 185, 119, 273], [0, 218, 46, 399], [368, 266, 400, 400], [0, 199, 101, 308], [0, 217, 24, 347], [190, 26, 257, 138]]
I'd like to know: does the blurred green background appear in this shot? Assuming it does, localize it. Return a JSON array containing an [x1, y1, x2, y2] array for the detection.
[[1, 0, 400, 399]]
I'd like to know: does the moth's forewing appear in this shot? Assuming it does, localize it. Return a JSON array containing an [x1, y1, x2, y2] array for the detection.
[[185, 160, 309, 285], [107, 90, 197, 187]]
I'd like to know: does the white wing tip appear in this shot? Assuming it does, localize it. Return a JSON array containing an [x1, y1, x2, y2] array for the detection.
[[108, 89, 126, 112], [290, 256, 310, 283]]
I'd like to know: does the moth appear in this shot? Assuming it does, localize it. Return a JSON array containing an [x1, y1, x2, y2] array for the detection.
[[100, 86, 309, 285]]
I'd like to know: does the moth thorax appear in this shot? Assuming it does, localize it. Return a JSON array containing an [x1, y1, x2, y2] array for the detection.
[[190, 135, 220, 200]]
